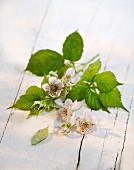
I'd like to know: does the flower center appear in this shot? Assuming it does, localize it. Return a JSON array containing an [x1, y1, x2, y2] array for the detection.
[[66, 74, 71, 79], [80, 120, 90, 132], [60, 108, 71, 122], [50, 84, 59, 92], [82, 122, 89, 129], [62, 108, 68, 116]]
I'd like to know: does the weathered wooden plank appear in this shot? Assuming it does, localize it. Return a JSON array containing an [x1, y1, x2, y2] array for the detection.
[[0, 0, 50, 139], [0, 0, 103, 170], [1, 0, 133, 169], [78, 0, 134, 169], [118, 53, 134, 170], [98, 57, 134, 170], [98, 0, 134, 169]]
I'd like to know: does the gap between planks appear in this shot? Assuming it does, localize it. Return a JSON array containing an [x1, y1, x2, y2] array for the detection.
[[0, 1, 102, 170], [0, 0, 52, 143], [116, 88, 134, 170]]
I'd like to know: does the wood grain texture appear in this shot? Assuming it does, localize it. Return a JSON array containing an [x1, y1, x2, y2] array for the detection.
[[0, 0, 50, 139], [79, 1, 134, 169], [0, 0, 134, 170], [0, 0, 101, 170], [118, 55, 134, 170]]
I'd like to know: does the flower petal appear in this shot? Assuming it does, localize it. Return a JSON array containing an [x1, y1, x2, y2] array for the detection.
[[75, 109, 96, 135], [56, 79, 64, 89], [59, 108, 71, 122], [49, 76, 57, 85], [66, 68, 75, 77], [42, 83, 50, 92], [64, 99, 73, 107], [71, 100, 77, 109], [56, 89, 62, 97], [83, 109, 92, 119], [55, 98, 63, 106], [48, 91, 57, 98], [70, 112, 76, 124]]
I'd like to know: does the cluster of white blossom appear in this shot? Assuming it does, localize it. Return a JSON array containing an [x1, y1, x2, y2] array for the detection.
[[42, 67, 75, 98], [42, 67, 96, 136], [58, 99, 96, 135]]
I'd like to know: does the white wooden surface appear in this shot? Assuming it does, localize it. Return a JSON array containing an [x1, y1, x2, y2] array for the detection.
[[0, 0, 134, 170]]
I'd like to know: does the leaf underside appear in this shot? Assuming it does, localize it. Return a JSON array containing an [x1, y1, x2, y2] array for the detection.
[[31, 127, 49, 145]]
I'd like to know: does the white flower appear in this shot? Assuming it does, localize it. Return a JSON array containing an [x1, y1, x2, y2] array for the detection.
[[64, 98, 77, 109], [66, 68, 75, 78], [58, 99, 77, 122], [62, 68, 75, 84], [75, 109, 95, 135], [61, 122, 72, 135], [57, 126, 70, 136], [59, 127, 70, 136], [42, 76, 64, 98]]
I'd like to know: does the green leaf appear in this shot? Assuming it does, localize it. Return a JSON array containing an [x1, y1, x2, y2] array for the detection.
[[62, 31, 83, 61], [102, 107, 110, 113], [99, 88, 128, 112], [82, 59, 101, 82], [85, 89, 102, 110], [41, 75, 48, 87], [31, 127, 49, 145], [10, 86, 46, 110], [67, 81, 89, 101], [26, 50, 64, 76], [94, 71, 122, 92]]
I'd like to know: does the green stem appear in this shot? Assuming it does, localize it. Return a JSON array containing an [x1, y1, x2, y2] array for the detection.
[[76, 53, 100, 67], [76, 69, 84, 74], [74, 53, 100, 74]]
